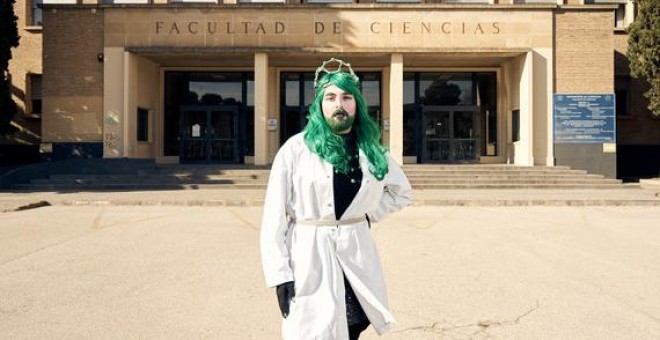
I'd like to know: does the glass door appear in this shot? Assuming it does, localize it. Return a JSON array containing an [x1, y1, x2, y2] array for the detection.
[[180, 106, 238, 163], [422, 106, 480, 163], [209, 107, 239, 162], [180, 109, 207, 162]]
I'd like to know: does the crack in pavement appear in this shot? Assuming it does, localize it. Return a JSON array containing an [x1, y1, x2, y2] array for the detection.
[[394, 300, 540, 339]]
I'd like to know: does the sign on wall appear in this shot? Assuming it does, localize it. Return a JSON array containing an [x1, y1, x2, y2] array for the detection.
[[553, 94, 616, 143]]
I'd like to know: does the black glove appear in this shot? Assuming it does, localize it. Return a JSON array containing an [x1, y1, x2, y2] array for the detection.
[[276, 281, 295, 318]]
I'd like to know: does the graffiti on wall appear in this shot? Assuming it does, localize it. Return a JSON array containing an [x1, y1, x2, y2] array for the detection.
[[104, 112, 122, 156]]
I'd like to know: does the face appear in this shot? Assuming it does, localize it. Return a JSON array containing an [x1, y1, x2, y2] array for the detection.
[[321, 84, 357, 134]]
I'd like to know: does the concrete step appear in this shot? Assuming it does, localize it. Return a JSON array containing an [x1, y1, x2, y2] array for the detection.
[[12, 183, 269, 191], [12, 182, 640, 191], [402, 170, 589, 175], [33, 172, 615, 183], [407, 179, 622, 185], [30, 178, 269, 185], [29, 178, 618, 186], [406, 174, 605, 182], [411, 183, 639, 189]]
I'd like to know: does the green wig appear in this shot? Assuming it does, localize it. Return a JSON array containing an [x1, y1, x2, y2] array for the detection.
[[303, 71, 389, 181]]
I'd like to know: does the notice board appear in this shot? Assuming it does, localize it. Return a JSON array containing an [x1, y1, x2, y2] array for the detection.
[[553, 94, 616, 143]]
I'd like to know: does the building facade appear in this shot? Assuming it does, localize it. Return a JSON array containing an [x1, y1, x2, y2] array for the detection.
[[2, 0, 43, 163], [9, 0, 657, 178]]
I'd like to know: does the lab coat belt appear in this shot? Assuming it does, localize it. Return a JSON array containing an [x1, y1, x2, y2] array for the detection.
[[295, 215, 367, 227]]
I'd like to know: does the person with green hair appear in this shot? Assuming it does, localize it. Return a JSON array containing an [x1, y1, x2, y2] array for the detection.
[[260, 58, 412, 340]]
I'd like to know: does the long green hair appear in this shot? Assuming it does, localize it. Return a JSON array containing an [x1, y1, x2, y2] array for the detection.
[[303, 71, 389, 180]]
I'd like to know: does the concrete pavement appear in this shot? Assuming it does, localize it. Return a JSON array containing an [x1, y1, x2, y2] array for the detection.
[[2, 185, 660, 214], [1, 205, 659, 339]]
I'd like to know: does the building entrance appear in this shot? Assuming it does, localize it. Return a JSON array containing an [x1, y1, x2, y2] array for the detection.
[[422, 106, 480, 163], [180, 106, 239, 163], [163, 72, 254, 163], [404, 72, 497, 163]]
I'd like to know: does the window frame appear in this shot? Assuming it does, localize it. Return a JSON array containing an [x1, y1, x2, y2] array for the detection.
[[27, 74, 43, 117]]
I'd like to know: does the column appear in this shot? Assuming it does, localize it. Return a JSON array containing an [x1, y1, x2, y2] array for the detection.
[[254, 53, 269, 165], [388, 54, 404, 165], [517, 51, 534, 166], [103, 47, 125, 158]]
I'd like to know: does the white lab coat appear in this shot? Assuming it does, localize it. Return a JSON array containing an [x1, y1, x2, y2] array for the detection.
[[260, 133, 412, 340]]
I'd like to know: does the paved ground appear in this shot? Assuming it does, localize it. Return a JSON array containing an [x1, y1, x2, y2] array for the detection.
[[1, 185, 660, 214], [1, 205, 659, 339]]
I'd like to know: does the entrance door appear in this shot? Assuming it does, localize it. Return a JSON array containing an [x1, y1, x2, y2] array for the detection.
[[180, 106, 238, 163], [422, 106, 481, 163]]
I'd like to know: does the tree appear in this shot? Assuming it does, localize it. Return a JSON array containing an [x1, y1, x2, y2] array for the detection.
[[0, 0, 21, 135], [627, 0, 660, 116]]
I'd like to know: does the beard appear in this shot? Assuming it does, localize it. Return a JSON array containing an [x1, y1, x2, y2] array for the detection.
[[325, 109, 355, 134]]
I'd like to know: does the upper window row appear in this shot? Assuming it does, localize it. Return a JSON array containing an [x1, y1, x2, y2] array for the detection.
[[40, 0, 634, 4], [32, 0, 633, 27]]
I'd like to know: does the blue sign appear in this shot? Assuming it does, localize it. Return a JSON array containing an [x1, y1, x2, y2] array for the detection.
[[553, 94, 616, 143]]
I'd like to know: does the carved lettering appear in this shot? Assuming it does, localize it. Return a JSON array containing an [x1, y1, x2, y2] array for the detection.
[[150, 20, 504, 37], [333, 22, 342, 34], [207, 22, 217, 34], [474, 23, 484, 34], [370, 22, 380, 34], [256, 23, 266, 34], [315, 22, 325, 34], [403, 22, 411, 34], [441, 22, 451, 34], [275, 22, 285, 34], [421, 22, 431, 34], [188, 22, 199, 34], [169, 22, 180, 35]]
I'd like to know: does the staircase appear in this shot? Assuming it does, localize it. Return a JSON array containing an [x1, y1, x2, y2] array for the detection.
[[10, 163, 636, 191], [402, 164, 634, 190]]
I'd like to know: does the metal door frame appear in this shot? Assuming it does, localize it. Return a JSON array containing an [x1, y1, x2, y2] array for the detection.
[[179, 105, 239, 164], [421, 105, 481, 163]]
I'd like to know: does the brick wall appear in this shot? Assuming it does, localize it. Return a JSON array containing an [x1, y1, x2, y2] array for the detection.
[[4, 0, 43, 145], [554, 9, 614, 93], [42, 7, 104, 143]]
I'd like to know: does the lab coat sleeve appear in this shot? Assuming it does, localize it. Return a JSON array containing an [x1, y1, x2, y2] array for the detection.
[[260, 148, 295, 288], [369, 154, 413, 222]]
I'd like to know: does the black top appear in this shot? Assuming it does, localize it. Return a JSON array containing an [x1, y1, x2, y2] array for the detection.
[[333, 131, 363, 220], [332, 131, 370, 326]]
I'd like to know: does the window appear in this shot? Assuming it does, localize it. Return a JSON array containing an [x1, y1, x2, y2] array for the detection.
[[615, 4, 626, 28], [239, 0, 285, 2], [512, 109, 520, 142], [137, 108, 149, 142], [306, 0, 352, 2], [376, 0, 420, 3], [513, 0, 556, 3], [102, 0, 149, 3], [169, 0, 218, 3], [31, 0, 42, 26], [444, 0, 489, 3], [29, 74, 42, 115]]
